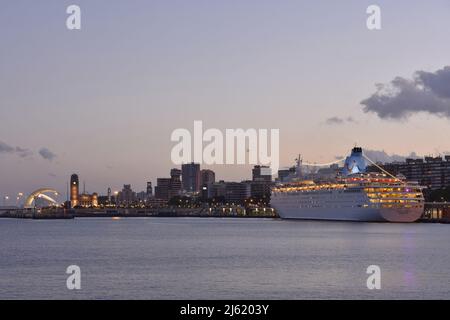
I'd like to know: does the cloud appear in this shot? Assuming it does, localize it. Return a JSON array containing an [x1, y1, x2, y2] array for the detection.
[[0, 141, 15, 153], [363, 149, 420, 164], [0, 140, 33, 158], [0, 141, 57, 161], [325, 116, 356, 125], [15, 147, 33, 158], [361, 66, 450, 119], [38, 148, 57, 161], [416, 67, 450, 99]]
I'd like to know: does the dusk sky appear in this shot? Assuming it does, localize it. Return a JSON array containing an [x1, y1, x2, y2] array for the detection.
[[1, 0, 450, 201]]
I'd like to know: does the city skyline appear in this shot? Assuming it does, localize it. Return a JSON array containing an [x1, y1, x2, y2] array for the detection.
[[2, 1, 450, 197]]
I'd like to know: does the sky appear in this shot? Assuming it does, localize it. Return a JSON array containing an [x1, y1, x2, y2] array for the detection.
[[1, 0, 450, 202]]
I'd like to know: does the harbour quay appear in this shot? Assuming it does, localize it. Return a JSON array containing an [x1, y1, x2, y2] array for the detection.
[[421, 202, 450, 223]]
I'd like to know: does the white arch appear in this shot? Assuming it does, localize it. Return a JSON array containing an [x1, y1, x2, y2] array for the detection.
[[24, 188, 59, 208]]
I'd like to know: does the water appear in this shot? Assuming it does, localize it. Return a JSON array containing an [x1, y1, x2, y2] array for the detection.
[[0, 217, 449, 299]]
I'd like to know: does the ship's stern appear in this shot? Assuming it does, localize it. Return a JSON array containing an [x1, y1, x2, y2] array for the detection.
[[379, 206, 424, 222]]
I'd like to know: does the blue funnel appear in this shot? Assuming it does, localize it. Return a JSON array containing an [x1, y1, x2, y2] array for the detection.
[[342, 147, 367, 175]]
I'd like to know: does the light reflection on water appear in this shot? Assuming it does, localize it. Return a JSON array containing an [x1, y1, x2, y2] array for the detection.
[[0, 217, 448, 299]]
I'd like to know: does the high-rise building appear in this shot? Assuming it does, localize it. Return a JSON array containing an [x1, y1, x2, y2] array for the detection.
[[200, 169, 216, 199], [169, 168, 182, 199], [155, 178, 171, 200], [70, 174, 79, 208], [146, 182, 153, 196], [155, 169, 183, 201], [182, 162, 201, 192], [252, 165, 272, 182], [118, 184, 136, 205], [201, 169, 216, 186], [250, 166, 272, 202]]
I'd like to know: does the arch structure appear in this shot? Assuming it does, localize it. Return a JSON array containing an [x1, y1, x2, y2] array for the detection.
[[24, 188, 59, 208]]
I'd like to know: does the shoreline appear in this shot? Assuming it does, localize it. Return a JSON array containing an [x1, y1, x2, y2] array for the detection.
[[1, 212, 449, 224]]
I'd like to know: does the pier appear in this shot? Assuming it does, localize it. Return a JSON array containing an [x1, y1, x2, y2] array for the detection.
[[2, 204, 450, 223], [421, 202, 450, 223], [0, 208, 74, 219], [0, 206, 277, 220]]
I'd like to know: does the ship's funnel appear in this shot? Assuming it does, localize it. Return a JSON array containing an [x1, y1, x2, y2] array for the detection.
[[341, 147, 367, 175]]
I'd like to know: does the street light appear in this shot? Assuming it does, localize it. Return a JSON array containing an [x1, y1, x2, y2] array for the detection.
[[114, 191, 119, 209], [3, 195, 9, 206], [16, 192, 24, 207]]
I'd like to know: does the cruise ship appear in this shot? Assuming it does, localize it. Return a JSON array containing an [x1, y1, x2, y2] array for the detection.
[[271, 147, 425, 222]]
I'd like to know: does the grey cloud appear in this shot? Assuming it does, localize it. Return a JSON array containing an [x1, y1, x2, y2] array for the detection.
[[363, 149, 419, 164], [361, 66, 450, 119], [334, 149, 418, 164], [39, 148, 57, 161], [0, 141, 15, 153], [15, 147, 33, 158], [0, 141, 33, 158], [325, 116, 356, 125], [416, 66, 450, 99]]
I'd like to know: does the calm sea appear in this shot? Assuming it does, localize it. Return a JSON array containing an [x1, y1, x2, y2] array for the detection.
[[0, 217, 449, 299]]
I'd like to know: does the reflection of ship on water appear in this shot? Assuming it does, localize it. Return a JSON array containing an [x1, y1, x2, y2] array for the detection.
[[271, 147, 425, 222]]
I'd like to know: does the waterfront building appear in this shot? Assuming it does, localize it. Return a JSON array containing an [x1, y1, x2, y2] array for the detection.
[[136, 191, 148, 202], [249, 180, 272, 200], [250, 165, 273, 201], [118, 184, 136, 205], [155, 169, 183, 201], [97, 195, 110, 206], [182, 162, 201, 192], [70, 173, 99, 208], [200, 169, 216, 199], [252, 165, 272, 182], [169, 168, 182, 199], [78, 192, 98, 207], [210, 181, 227, 199], [70, 174, 79, 207], [277, 167, 296, 182], [224, 182, 251, 204], [155, 178, 171, 200], [146, 196, 168, 208], [146, 182, 153, 197], [201, 169, 216, 186], [368, 155, 450, 190]]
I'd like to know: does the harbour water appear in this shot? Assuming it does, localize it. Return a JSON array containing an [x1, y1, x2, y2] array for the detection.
[[0, 217, 449, 299]]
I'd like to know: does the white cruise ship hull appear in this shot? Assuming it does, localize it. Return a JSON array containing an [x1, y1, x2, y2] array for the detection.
[[271, 204, 423, 222], [271, 189, 424, 222]]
